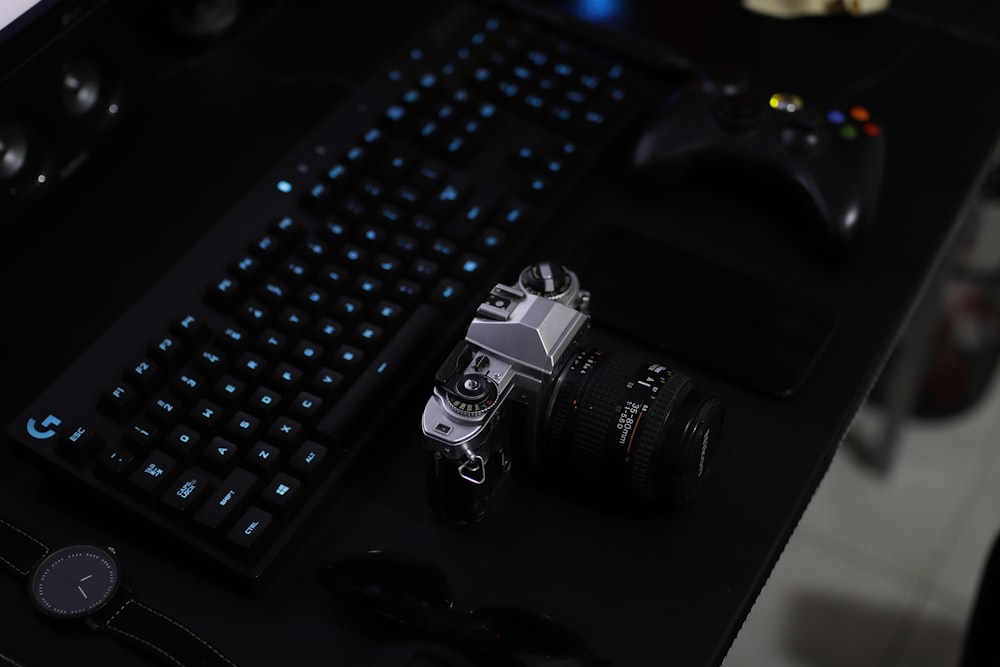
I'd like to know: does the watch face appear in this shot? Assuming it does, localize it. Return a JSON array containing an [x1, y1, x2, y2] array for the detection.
[[29, 545, 121, 619]]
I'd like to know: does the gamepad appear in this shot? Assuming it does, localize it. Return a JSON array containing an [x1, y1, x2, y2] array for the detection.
[[632, 75, 885, 252]]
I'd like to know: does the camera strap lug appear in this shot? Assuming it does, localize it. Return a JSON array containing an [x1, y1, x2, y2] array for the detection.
[[458, 454, 487, 485]]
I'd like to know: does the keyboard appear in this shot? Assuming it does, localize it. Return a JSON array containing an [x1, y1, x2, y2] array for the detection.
[[6, 3, 652, 590]]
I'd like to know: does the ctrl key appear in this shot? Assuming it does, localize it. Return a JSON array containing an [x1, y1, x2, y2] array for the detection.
[[225, 506, 274, 558]]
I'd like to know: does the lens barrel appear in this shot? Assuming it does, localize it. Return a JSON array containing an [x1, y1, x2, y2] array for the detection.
[[544, 346, 723, 505]]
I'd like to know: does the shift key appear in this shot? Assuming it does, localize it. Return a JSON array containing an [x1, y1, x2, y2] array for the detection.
[[193, 467, 257, 535]]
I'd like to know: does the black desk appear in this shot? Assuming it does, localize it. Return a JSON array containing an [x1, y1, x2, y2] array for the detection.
[[2, 2, 999, 665]]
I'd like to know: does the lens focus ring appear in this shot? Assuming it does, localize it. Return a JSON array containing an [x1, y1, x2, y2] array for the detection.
[[544, 346, 722, 504], [627, 372, 690, 501]]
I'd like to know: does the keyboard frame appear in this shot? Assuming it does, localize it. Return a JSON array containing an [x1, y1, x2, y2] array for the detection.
[[6, 3, 655, 591]]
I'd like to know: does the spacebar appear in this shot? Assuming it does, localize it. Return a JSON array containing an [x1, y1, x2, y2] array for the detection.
[[315, 304, 443, 439]]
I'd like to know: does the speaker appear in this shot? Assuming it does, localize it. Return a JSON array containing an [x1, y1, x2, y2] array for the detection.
[[0, 1, 131, 225]]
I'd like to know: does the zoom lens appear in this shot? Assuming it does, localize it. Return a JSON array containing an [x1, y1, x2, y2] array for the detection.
[[544, 346, 723, 504]]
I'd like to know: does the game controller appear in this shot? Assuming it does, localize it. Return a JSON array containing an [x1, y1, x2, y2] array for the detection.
[[632, 75, 885, 251]]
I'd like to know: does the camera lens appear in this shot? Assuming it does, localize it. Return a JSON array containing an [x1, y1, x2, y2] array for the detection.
[[544, 346, 722, 505]]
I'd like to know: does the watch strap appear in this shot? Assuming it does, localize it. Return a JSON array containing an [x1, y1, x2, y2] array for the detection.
[[101, 597, 237, 667], [0, 518, 48, 579]]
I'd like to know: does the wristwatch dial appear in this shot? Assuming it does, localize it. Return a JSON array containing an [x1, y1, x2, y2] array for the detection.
[[29, 545, 121, 619]]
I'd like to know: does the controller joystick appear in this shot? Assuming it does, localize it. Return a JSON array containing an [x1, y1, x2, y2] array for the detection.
[[632, 75, 885, 253]]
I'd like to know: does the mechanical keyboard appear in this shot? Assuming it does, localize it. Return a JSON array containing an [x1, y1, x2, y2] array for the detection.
[[6, 3, 653, 590]]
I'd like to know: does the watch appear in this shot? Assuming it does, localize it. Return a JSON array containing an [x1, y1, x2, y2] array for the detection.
[[0, 518, 237, 667]]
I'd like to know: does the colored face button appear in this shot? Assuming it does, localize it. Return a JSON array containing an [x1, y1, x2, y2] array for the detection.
[[850, 106, 871, 123], [840, 125, 858, 140], [862, 122, 881, 137], [826, 109, 847, 125]]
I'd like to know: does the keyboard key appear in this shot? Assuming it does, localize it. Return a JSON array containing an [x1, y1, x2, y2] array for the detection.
[[193, 468, 258, 535], [57, 425, 103, 464], [125, 358, 162, 393], [246, 442, 281, 472], [225, 411, 261, 445], [225, 506, 273, 557], [161, 467, 213, 514], [288, 442, 330, 480], [431, 279, 464, 307], [270, 363, 304, 392], [289, 392, 323, 423], [96, 448, 135, 483], [309, 368, 345, 397], [171, 371, 207, 405], [98, 383, 140, 421], [147, 393, 183, 427], [124, 418, 160, 452], [171, 314, 209, 344], [212, 375, 247, 405], [267, 417, 305, 449], [255, 329, 289, 358], [331, 346, 365, 375], [206, 276, 242, 310], [290, 340, 325, 369], [128, 450, 178, 498], [194, 346, 228, 378], [190, 400, 224, 434], [259, 473, 303, 514], [163, 425, 201, 462], [353, 323, 384, 351], [204, 436, 239, 473], [249, 387, 282, 418], [149, 335, 186, 368]]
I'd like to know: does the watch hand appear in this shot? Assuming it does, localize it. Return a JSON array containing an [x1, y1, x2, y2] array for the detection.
[[77, 585, 88, 599], [80, 574, 93, 582]]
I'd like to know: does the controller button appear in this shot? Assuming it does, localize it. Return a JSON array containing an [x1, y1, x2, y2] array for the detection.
[[781, 107, 825, 153], [839, 125, 859, 140], [862, 122, 881, 138], [849, 105, 871, 123], [826, 109, 847, 125], [768, 92, 804, 113]]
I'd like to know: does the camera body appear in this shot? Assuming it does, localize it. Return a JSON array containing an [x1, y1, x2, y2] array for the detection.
[[421, 263, 590, 523], [421, 262, 723, 524]]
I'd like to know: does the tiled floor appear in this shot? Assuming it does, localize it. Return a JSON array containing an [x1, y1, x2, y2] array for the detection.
[[718, 182, 1000, 667], [721, 358, 1000, 667]]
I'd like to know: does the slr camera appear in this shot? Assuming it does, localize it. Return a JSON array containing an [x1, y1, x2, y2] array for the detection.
[[420, 262, 723, 524]]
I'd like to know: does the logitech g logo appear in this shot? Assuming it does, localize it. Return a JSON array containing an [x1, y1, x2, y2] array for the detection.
[[26, 414, 62, 440]]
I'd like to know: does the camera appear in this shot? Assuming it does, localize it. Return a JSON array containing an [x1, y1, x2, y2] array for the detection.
[[420, 262, 724, 524]]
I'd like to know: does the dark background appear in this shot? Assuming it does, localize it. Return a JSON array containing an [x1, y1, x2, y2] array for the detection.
[[2, 1, 1000, 665]]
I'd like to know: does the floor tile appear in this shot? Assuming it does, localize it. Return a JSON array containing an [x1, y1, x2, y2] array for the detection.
[[893, 596, 967, 667], [724, 368, 1000, 667], [933, 437, 1000, 610], [721, 534, 921, 667]]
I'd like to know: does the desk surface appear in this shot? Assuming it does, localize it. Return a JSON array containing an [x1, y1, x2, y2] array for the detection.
[[2, 2, 1000, 666]]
